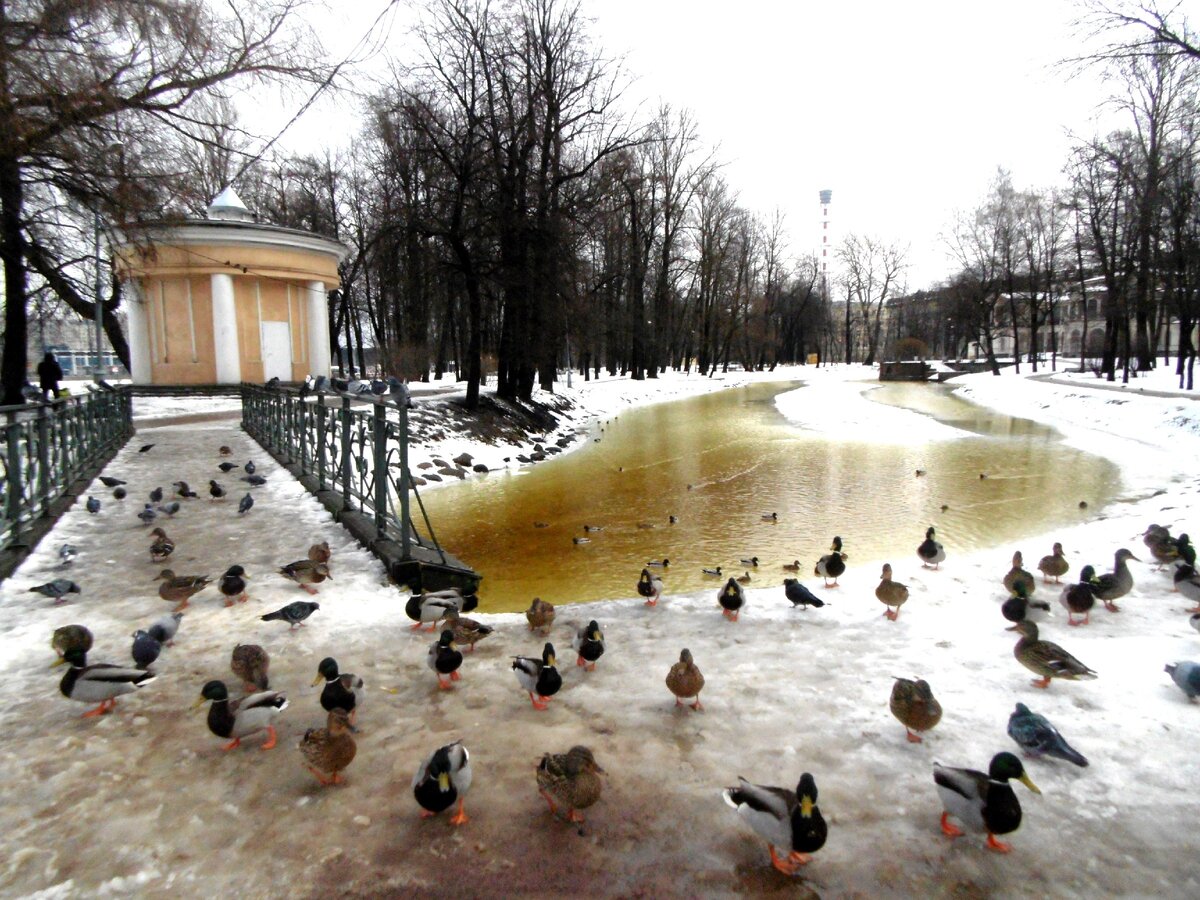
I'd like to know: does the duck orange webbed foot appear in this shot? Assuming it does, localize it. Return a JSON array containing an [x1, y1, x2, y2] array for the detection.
[[449, 799, 468, 826], [768, 844, 804, 875], [940, 812, 964, 837], [986, 833, 1013, 853], [1031, 676, 1051, 689], [260, 726, 278, 750], [906, 729, 923, 743]]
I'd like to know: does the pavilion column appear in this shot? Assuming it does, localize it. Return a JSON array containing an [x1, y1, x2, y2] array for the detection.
[[306, 280, 331, 377], [124, 279, 152, 384], [211, 272, 241, 384]]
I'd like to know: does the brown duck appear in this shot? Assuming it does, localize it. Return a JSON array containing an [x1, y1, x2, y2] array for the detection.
[[536, 745, 604, 824], [444, 608, 494, 652], [231, 644, 270, 692], [1008, 620, 1097, 689], [307, 541, 332, 567], [666, 648, 705, 711], [525, 597, 555, 634], [300, 708, 357, 786], [156, 569, 212, 611], [1036, 543, 1069, 584], [149, 527, 174, 564], [278, 559, 331, 595], [890, 677, 942, 743], [1003, 552, 1036, 598], [876, 564, 908, 620]]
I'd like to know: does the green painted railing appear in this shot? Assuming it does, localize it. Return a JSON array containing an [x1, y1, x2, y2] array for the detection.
[[1, 388, 135, 553]]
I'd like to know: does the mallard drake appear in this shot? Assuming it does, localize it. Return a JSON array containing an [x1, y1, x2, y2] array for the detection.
[[307, 541, 331, 566], [314, 657, 365, 720], [427, 630, 463, 689], [149, 527, 174, 563], [1165, 661, 1200, 701], [1001, 581, 1051, 624], [278, 559, 331, 595], [1174, 563, 1200, 611], [890, 677, 942, 743], [637, 568, 664, 606], [876, 564, 908, 620], [645, 558, 670, 568], [1036, 543, 1070, 583], [537, 745, 604, 824], [718, 577, 746, 622], [815, 537, 847, 587], [666, 648, 704, 710], [55, 647, 155, 717], [702, 566, 723, 577], [1007, 703, 1088, 766], [1002, 552, 1036, 598], [1060, 565, 1099, 626], [442, 608, 494, 651], [412, 740, 472, 825], [218, 565, 249, 606], [261, 600, 319, 629], [740, 556, 759, 567], [301, 708, 357, 785], [723, 772, 827, 874], [525, 597, 556, 634], [51, 624, 93, 659], [572, 620, 605, 671], [147, 611, 183, 645], [934, 752, 1040, 853], [512, 642, 562, 710], [231, 644, 270, 691], [761, 512, 778, 522], [1175, 534, 1196, 567], [1093, 548, 1138, 611], [195, 680, 287, 751], [784, 578, 824, 609], [406, 588, 477, 631], [917, 526, 946, 569], [1008, 620, 1097, 688], [156, 569, 211, 611]]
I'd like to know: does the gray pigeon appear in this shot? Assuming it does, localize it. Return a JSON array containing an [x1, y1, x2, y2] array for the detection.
[[149, 486, 163, 503], [131, 629, 162, 668], [58, 544, 77, 567], [218, 462, 237, 473], [29, 579, 81, 604], [1191, 613, 1200, 634], [1006, 702, 1088, 767], [208, 480, 226, 500], [147, 611, 184, 645], [85, 496, 100, 514], [244, 460, 256, 475], [241, 474, 267, 486], [157, 501, 181, 516], [1165, 661, 1200, 701], [112, 487, 127, 500], [137, 504, 157, 525], [261, 600, 320, 629], [238, 493, 254, 515], [99, 476, 126, 488], [784, 578, 825, 609]]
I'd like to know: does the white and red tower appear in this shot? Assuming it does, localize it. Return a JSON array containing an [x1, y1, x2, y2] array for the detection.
[[818, 188, 832, 298]]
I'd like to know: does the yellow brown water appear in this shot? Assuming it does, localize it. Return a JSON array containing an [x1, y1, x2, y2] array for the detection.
[[419, 380, 1120, 611]]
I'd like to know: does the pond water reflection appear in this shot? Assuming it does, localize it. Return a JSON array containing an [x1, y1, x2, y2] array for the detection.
[[419, 380, 1119, 612]]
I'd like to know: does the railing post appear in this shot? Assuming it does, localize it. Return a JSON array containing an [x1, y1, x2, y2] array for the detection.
[[5, 414, 24, 546], [299, 395, 308, 476], [317, 395, 328, 492], [372, 402, 387, 539], [60, 399, 73, 488], [36, 404, 50, 516], [340, 395, 351, 508], [399, 398, 411, 561]]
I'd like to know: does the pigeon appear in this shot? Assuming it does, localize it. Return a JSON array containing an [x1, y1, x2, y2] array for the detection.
[[98, 476, 125, 488], [1006, 702, 1088, 766], [265, 376, 281, 389], [139, 444, 155, 453], [208, 480, 226, 500], [147, 611, 184, 645], [112, 487, 126, 500], [85, 496, 100, 514], [58, 544, 78, 567], [1165, 661, 1200, 701], [156, 501, 181, 516], [238, 493, 254, 515], [784, 578, 825, 609], [29, 579, 81, 604], [218, 462, 237, 473], [244, 460, 256, 475], [137, 504, 157, 526], [261, 600, 320, 629], [173, 481, 198, 499], [1191, 613, 1200, 634], [131, 629, 162, 668], [149, 486, 163, 503], [241, 474, 267, 486], [219, 445, 232, 456]]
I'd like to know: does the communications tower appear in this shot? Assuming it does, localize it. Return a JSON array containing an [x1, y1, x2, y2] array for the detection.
[[818, 188, 832, 299]]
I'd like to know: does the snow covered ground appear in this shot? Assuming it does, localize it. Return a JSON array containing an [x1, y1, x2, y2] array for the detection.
[[0, 363, 1197, 898]]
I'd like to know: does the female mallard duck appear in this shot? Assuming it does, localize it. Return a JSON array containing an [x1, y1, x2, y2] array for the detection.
[[1146, 528, 1180, 569], [782, 560, 801, 572], [1092, 548, 1138, 611], [406, 588, 477, 631], [156, 569, 212, 612], [637, 568, 664, 606], [412, 740, 472, 825], [427, 630, 463, 689], [1001, 581, 1050, 624], [666, 648, 705, 710], [1060, 565, 1099, 626], [890, 677, 942, 743], [51, 624, 93, 659], [195, 680, 288, 751], [718, 577, 746, 622], [934, 752, 1040, 853], [572, 620, 605, 671], [736, 571, 752, 585], [307, 540, 332, 566], [443, 608, 494, 651], [1007, 620, 1097, 688], [300, 708, 357, 785], [1036, 542, 1069, 583], [149, 527, 174, 564], [917, 526, 946, 569], [1174, 563, 1200, 611], [218, 565, 249, 606], [537, 745, 604, 824], [512, 642, 562, 710], [231, 644, 270, 691], [314, 657, 365, 721], [815, 537, 847, 587], [278, 559, 331, 595], [55, 647, 155, 717], [1002, 552, 1036, 598], [876, 564, 908, 620], [723, 772, 826, 874], [525, 597, 556, 633]]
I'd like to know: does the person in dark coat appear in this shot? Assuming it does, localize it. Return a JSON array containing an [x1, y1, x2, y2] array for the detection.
[[37, 352, 64, 400]]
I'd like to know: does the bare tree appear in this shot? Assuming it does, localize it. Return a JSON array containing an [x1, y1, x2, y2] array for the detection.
[[836, 233, 907, 366]]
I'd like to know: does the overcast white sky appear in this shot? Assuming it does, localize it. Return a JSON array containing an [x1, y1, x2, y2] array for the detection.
[[264, 0, 1130, 288]]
